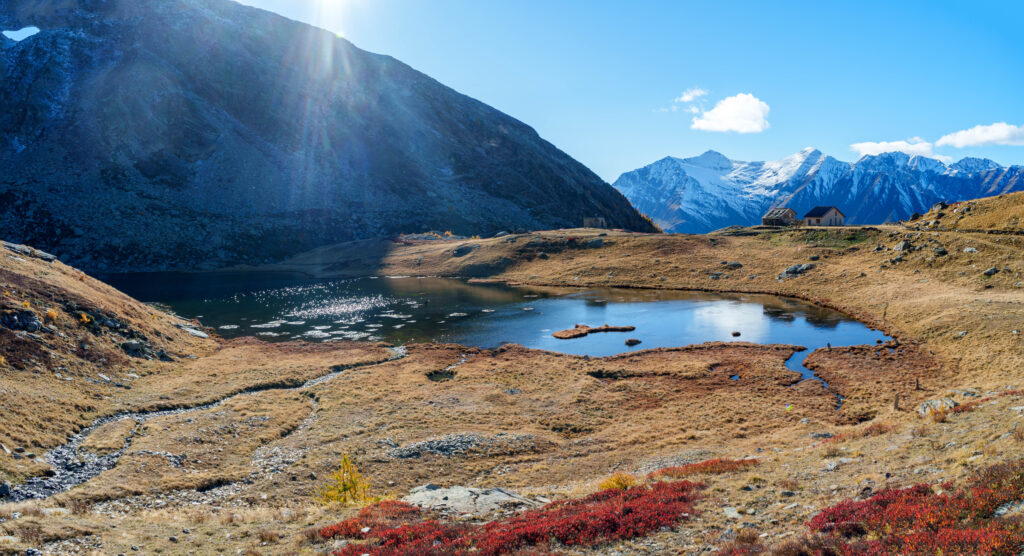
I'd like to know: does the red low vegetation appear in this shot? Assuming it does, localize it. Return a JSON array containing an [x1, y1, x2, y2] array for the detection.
[[646, 458, 759, 480], [721, 460, 1024, 555], [323, 480, 704, 555], [320, 500, 422, 539], [950, 390, 1024, 415], [780, 460, 1024, 555], [822, 422, 895, 444]]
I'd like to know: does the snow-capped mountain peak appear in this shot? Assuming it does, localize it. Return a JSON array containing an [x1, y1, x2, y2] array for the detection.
[[613, 149, 1024, 233], [950, 157, 1003, 174], [680, 150, 734, 171]]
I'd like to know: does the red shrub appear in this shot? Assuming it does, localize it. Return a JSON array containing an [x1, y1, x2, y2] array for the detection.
[[358, 500, 422, 522], [796, 460, 1024, 555], [823, 422, 895, 444], [328, 480, 704, 555], [950, 390, 1023, 415], [320, 500, 423, 540], [646, 458, 758, 480], [852, 527, 1024, 555]]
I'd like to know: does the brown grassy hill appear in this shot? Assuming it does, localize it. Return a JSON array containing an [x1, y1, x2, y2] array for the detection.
[[0, 216, 1022, 554], [909, 190, 1024, 232]]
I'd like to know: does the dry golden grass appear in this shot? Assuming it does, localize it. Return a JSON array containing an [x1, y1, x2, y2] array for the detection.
[[915, 191, 1024, 232], [597, 471, 640, 490], [1, 193, 1023, 553], [80, 419, 138, 455], [59, 390, 312, 505]]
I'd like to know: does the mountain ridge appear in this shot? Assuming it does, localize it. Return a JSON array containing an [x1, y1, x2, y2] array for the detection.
[[0, 0, 656, 272], [613, 149, 1024, 233]]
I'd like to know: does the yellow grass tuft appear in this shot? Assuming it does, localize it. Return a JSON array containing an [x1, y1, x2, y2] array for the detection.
[[598, 471, 639, 491], [316, 453, 372, 506]]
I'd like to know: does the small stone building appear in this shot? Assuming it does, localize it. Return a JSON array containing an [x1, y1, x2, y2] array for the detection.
[[761, 207, 797, 226], [804, 206, 845, 226], [582, 216, 608, 228]]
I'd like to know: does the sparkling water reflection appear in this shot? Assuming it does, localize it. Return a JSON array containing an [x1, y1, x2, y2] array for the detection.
[[104, 274, 890, 380]]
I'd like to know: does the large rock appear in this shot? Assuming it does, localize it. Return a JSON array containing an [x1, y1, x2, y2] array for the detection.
[[403, 484, 542, 516], [918, 398, 959, 415], [0, 310, 42, 332], [778, 263, 816, 280], [2, 241, 56, 262]]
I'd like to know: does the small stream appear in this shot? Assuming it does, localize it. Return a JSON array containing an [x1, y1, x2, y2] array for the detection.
[[13, 275, 892, 502], [7, 347, 407, 502]]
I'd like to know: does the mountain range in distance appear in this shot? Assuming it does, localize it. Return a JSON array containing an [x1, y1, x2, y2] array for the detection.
[[613, 148, 1024, 234]]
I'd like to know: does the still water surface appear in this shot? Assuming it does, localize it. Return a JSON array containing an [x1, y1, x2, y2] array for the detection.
[[105, 274, 890, 381]]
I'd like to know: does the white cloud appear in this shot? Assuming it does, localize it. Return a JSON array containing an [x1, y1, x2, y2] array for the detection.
[[936, 122, 1024, 148], [849, 137, 952, 163], [691, 93, 770, 133], [675, 87, 708, 103]]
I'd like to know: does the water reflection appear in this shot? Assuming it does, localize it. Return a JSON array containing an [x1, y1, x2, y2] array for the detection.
[[104, 274, 890, 379]]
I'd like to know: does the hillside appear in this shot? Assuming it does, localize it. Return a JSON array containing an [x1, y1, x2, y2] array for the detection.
[[2, 190, 1023, 552], [909, 190, 1024, 232], [614, 148, 1024, 233], [0, 0, 655, 272]]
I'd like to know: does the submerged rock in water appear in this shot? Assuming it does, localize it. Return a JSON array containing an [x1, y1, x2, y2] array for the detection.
[[625, 338, 642, 346]]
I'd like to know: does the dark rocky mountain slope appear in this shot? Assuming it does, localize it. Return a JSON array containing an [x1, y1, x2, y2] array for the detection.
[[0, 0, 655, 271]]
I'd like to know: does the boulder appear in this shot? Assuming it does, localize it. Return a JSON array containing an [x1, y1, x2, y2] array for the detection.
[[625, 338, 642, 346], [918, 398, 959, 416], [964, 247, 978, 253], [0, 310, 42, 332], [2, 241, 56, 263], [121, 340, 147, 357], [722, 261, 743, 269], [404, 485, 541, 516], [174, 323, 209, 338], [984, 267, 999, 276], [0, 482, 10, 498], [451, 244, 480, 257], [893, 241, 913, 252], [778, 263, 816, 280]]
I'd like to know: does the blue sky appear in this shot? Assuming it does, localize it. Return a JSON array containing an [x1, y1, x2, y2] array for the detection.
[[239, 0, 1024, 181]]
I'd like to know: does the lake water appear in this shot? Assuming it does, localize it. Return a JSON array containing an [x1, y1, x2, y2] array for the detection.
[[104, 274, 890, 382]]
